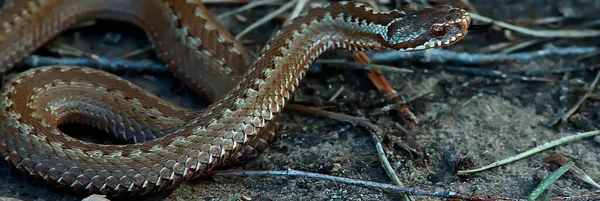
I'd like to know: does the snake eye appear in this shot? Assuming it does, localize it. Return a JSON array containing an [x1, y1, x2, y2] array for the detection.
[[431, 26, 446, 36]]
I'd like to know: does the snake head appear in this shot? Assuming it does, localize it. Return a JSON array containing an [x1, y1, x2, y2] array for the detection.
[[383, 4, 471, 51]]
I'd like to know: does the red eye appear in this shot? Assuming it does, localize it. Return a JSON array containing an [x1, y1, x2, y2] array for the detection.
[[431, 26, 446, 36]]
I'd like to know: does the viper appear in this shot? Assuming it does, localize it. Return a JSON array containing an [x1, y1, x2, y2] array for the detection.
[[0, 0, 471, 196]]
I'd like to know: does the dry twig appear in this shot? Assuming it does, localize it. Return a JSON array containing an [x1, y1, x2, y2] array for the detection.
[[458, 130, 600, 175], [235, 0, 299, 40], [25, 55, 165, 72], [469, 12, 600, 38], [216, 0, 279, 19], [211, 168, 600, 200], [370, 45, 597, 65], [560, 71, 600, 122], [316, 60, 413, 74], [289, 0, 310, 19]]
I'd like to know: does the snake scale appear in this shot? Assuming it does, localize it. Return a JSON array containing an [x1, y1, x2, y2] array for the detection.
[[0, 0, 471, 196]]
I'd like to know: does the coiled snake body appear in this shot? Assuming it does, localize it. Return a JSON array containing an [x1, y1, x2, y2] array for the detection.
[[0, 0, 471, 196]]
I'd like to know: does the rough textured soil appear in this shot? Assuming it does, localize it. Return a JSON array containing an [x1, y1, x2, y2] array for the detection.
[[1, 0, 600, 200]]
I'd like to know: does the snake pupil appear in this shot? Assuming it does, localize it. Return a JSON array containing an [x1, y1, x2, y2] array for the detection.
[[432, 26, 446, 36]]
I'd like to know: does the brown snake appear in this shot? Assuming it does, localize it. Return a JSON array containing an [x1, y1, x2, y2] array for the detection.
[[0, 0, 471, 196]]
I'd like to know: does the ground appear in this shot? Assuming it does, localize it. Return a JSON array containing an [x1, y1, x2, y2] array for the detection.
[[1, 0, 600, 201]]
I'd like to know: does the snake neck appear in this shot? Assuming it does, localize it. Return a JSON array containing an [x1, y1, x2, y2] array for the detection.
[[181, 2, 396, 140]]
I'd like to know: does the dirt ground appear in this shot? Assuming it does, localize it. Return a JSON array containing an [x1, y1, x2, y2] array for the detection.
[[1, 0, 600, 200]]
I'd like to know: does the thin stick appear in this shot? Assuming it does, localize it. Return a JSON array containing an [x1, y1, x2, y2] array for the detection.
[[210, 168, 472, 199], [216, 0, 278, 19], [498, 39, 550, 54], [211, 168, 600, 200], [328, 86, 345, 101], [289, 0, 310, 20], [457, 130, 600, 175], [29, 47, 596, 74], [444, 66, 557, 82], [24, 55, 166, 73], [316, 60, 414, 73], [235, 0, 298, 40], [469, 12, 600, 38], [370, 45, 597, 65], [561, 71, 600, 121]]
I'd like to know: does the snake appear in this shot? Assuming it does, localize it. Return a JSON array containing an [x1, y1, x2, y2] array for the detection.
[[0, 0, 471, 197]]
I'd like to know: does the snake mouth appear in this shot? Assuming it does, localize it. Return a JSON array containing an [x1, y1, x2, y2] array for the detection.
[[400, 36, 463, 51], [421, 31, 465, 48], [400, 26, 469, 51]]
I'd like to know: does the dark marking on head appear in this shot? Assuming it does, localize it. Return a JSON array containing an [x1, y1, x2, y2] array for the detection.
[[382, 5, 471, 50]]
